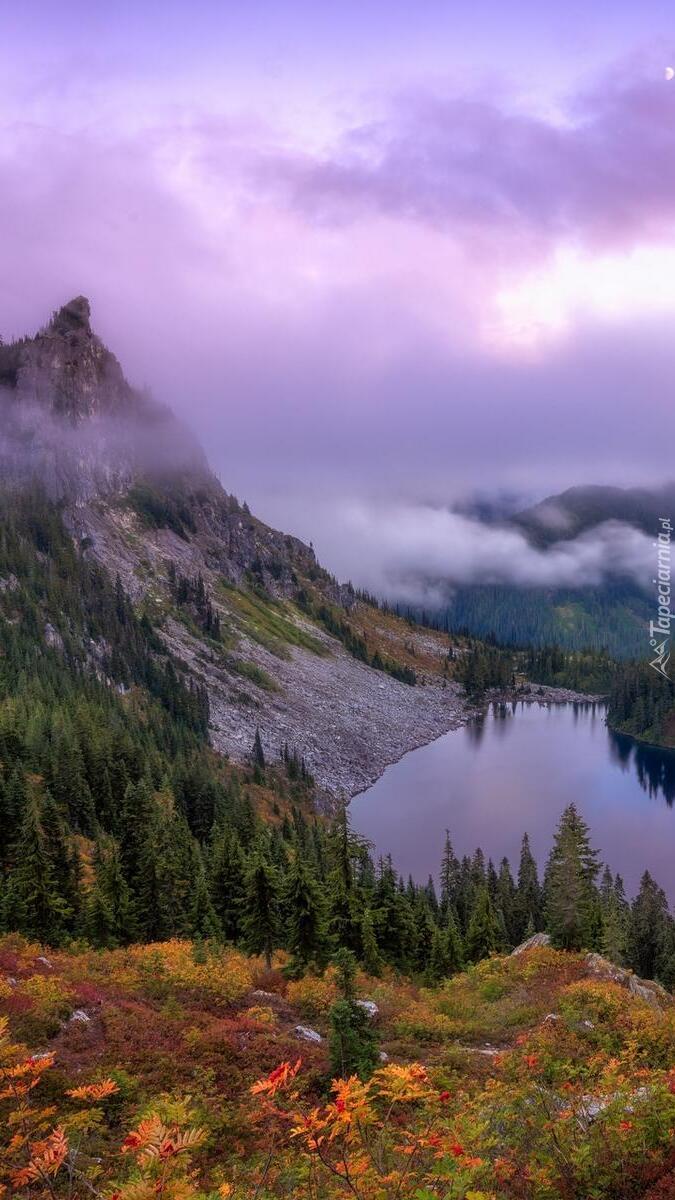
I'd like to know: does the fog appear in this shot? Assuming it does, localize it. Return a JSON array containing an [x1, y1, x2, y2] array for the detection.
[[285, 499, 655, 604], [0, 391, 209, 499]]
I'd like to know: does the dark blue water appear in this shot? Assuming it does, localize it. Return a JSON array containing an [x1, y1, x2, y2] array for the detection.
[[350, 702, 675, 904]]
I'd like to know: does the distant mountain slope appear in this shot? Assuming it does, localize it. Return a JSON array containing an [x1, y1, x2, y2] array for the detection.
[[513, 483, 675, 547], [0, 298, 473, 798], [439, 484, 669, 658]]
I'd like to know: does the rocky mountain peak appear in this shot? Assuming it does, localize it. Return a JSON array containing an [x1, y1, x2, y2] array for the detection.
[[48, 295, 92, 335], [10, 295, 137, 422]]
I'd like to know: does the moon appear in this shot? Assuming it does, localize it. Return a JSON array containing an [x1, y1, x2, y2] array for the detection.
[[666, 66, 675, 80]]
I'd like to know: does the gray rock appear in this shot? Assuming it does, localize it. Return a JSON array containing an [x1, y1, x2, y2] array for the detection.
[[36, 956, 53, 969], [584, 953, 670, 1010], [294, 1025, 322, 1044], [510, 933, 551, 956], [44, 622, 64, 652], [69, 1009, 92, 1024], [356, 999, 379, 1019]]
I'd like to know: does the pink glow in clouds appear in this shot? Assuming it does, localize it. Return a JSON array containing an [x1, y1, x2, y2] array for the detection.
[[1, 11, 675, 561]]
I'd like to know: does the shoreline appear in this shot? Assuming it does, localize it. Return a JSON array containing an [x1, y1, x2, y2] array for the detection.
[[347, 684, 606, 803]]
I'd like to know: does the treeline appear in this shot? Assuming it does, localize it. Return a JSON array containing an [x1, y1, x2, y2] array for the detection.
[[297, 589, 417, 685], [3, 769, 675, 991], [608, 660, 675, 747], [524, 645, 614, 693], [454, 640, 514, 696]]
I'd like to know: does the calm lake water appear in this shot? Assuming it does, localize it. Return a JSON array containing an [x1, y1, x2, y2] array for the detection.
[[350, 702, 675, 904]]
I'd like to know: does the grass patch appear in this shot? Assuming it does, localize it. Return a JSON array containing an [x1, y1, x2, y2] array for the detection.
[[228, 659, 280, 693], [219, 583, 329, 658]]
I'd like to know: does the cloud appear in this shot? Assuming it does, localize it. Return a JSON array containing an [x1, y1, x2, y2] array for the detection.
[[1, 60, 675, 542], [302, 501, 655, 605], [256, 71, 675, 256]]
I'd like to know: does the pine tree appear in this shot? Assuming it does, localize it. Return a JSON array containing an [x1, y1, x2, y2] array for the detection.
[[284, 857, 328, 971], [466, 886, 500, 962], [439, 829, 461, 920], [86, 838, 135, 947], [190, 848, 222, 940], [445, 909, 465, 973], [242, 855, 281, 968], [251, 727, 266, 783], [209, 827, 246, 941], [360, 907, 383, 976], [2, 791, 72, 943], [629, 871, 670, 981], [514, 832, 541, 942], [328, 949, 379, 1081], [496, 857, 517, 947], [544, 805, 600, 951], [0, 768, 26, 866], [326, 808, 361, 954]]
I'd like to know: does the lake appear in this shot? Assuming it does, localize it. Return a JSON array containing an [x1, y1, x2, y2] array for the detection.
[[349, 701, 675, 904]]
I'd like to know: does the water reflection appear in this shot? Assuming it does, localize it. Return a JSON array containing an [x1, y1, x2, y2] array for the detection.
[[350, 702, 675, 903], [609, 731, 675, 805]]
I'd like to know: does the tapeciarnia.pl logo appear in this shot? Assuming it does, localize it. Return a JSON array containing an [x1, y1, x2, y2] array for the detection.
[[649, 517, 673, 679]]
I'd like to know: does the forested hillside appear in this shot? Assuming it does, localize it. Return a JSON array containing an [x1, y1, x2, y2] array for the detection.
[[442, 579, 650, 659], [608, 660, 675, 748]]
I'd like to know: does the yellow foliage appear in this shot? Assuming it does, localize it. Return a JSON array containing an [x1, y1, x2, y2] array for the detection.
[[244, 1004, 277, 1025], [286, 969, 337, 1016]]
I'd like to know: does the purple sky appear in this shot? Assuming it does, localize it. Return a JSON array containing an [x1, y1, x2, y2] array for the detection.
[[2, 2, 675, 580]]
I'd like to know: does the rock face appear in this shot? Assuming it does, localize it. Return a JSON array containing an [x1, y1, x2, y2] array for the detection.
[[13, 297, 137, 421]]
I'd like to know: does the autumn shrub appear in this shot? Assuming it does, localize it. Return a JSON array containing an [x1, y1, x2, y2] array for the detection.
[[15, 974, 76, 1041], [244, 1004, 277, 1025], [286, 968, 337, 1017]]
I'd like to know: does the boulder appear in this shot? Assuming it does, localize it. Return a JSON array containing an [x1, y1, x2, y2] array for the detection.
[[584, 953, 670, 1010], [294, 1025, 322, 1044], [69, 1009, 92, 1024], [356, 999, 379, 1019], [510, 933, 551, 956]]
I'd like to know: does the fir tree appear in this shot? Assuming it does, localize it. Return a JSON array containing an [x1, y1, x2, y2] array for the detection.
[[209, 827, 246, 941], [328, 949, 379, 1081], [629, 871, 671, 981], [514, 832, 541, 942], [466, 886, 500, 962], [2, 791, 72, 943], [284, 857, 328, 971], [242, 855, 281, 968], [544, 805, 600, 951]]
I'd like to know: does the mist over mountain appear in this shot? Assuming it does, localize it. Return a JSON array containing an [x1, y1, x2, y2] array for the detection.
[[0, 296, 209, 500], [0, 297, 485, 797]]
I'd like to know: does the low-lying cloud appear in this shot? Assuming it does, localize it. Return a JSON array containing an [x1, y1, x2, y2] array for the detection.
[[306, 500, 654, 605]]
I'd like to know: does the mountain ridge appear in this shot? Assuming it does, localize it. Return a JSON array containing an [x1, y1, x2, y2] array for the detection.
[[0, 297, 476, 798]]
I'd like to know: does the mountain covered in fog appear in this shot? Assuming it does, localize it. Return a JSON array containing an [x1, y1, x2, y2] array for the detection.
[[0, 298, 476, 798], [433, 485, 666, 659]]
